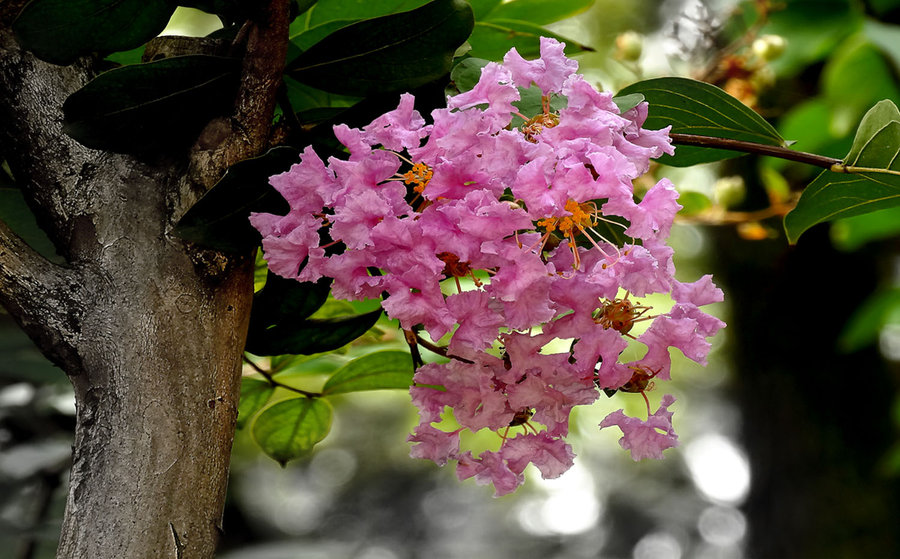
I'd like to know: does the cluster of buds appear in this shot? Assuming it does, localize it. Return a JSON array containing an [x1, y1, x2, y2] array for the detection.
[[251, 38, 725, 495]]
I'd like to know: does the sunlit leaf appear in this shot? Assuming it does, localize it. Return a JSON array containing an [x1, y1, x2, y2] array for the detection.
[[617, 77, 786, 167], [237, 378, 275, 429], [13, 0, 174, 65], [322, 350, 414, 395], [174, 147, 297, 252], [287, 0, 474, 96], [63, 55, 241, 152], [252, 397, 332, 465], [612, 93, 644, 114], [785, 100, 900, 243]]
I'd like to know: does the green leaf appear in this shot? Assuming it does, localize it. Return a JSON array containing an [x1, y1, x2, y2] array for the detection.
[[449, 57, 489, 93], [305, 0, 431, 27], [831, 206, 900, 251], [617, 77, 786, 167], [322, 350, 414, 395], [467, 0, 503, 19], [250, 272, 332, 330], [237, 378, 275, 429], [174, 147, 297, 252], [485, 0, 593, 26], [784, 100, 900, 243], [287, 0, 474, 96], [0, 188, 62, 263], [13, 0, 175, 65], [467, 19, 591, 61], [822, 36, 900, 136], [252, 397, 332, 465], [844, 99, 900, 164], [612, 93, 644, 114], [838, 288, 900, 352], [246, 307, 383, 356], [63, 55, 241, 152]]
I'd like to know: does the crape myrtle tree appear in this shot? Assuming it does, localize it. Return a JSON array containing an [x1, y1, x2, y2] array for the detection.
[[2, 0, 900, 557]]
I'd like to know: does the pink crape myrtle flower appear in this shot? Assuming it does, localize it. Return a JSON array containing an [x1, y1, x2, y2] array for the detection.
[[251, 37, 725, 495]]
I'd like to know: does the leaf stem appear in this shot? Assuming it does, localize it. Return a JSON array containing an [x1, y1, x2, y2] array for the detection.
[[669, 133, 843, 169], [243, 355, 321, 398]]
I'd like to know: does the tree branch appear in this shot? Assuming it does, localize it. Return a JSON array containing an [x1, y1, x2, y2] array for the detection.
[[0, 219, 85, 373], [670, 133, 844, 169], [185, 1, 290, 197]]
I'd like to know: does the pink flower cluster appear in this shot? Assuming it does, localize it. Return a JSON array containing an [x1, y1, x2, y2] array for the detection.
[[251, 38, 725, 495]]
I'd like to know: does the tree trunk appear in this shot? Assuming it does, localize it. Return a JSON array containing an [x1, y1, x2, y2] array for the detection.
[[0, 3, 287, 555]]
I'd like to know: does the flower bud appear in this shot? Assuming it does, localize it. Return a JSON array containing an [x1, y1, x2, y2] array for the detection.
[[752, 35, 787, 62], [615, 31, 643, 62]]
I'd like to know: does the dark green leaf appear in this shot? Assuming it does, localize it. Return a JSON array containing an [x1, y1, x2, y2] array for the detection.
[[174, 147, 297, 252], [467, 19, 591, 61], [784, 100, 900, 243], [251, 272, 332, 328], [13, 0, 175, 65], [287, 0, 474, 96], [252, 398, 332, 465], [322, 350, 414, 395], [0, 188, 62, 263], [63, 55, 241, 152], [485, 0, 593, 26], [237, 378, 275, 429], [246, 307, 383, 356], [617, 77, 786, 167]]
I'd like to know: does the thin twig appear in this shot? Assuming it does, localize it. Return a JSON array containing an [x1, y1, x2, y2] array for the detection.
[[243, 355, 321, 398], [412, 332, 475, 364]]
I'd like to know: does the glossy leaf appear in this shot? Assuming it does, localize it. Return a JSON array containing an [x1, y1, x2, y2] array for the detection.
[[617, 77, 786, 167], [13, 0, 174, 65], [63, 55, 241, 152], [287, 0, 474, 96], [322, 350, 414, 395], [467, 19, 591, 61], [785, 100, 900, 243], [484, 0, 593, 25], [237, 378, 275, 429], [304, 0, 429, 28], [251, 271, 332, 328], [245, 307, 383, 356], [174, 147, 296, 252], [252, 398, 332, 465]]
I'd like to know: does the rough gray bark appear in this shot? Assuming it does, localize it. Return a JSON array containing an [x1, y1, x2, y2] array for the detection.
[[0, 2, 288, 557]]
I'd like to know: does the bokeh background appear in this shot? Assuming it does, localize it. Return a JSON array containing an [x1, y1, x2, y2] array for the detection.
[[3, 1, 900, 557]]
